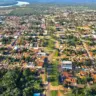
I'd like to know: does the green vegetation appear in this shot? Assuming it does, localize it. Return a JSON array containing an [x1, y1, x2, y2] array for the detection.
[[0, 68, 43, 96], [67, 84, 96, 96], [51, 91, 58, 96], [1, 37, 13, 45], [9, 4, 54, 16], [47, 39, 54, 50], [54, 50, 59, 57], [67, 35, 81, 46], [50, 61, 59, 86]]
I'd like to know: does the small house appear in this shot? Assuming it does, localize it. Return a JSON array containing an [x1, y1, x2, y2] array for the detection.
[[34, 93, 40, 96], [38, 52, 46, 57], [36, 62, 44, 69], [26, 62, 35, 68]]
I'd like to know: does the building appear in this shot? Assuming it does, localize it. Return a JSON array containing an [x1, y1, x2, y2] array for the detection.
[[26, 62, 35, 68], [38, 52, 46, 57], [34, 93, 40, 96], [61, 61, 72, 70]]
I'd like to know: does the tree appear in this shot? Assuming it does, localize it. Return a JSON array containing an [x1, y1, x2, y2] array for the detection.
[[0, 68, 43, 96], [88, 84, 96, 96], [2, 70, 17, 89], [54, 50, 59, 57], [12, 88, 21, 96], [48, 40, 54, 49]]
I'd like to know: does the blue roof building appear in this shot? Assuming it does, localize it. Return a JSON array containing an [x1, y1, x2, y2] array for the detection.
[[34, 93, 40, 96]]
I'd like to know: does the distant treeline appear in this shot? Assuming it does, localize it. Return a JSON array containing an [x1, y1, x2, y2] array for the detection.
[[8, 3, 96, 16], [9, 4, 57, 16]]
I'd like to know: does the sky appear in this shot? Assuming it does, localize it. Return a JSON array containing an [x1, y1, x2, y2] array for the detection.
[[1, 0, 96, 3], [21, 0, 96, 3]]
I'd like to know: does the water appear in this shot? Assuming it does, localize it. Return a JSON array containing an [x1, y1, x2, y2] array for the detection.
[[0, 1, 30, 8]]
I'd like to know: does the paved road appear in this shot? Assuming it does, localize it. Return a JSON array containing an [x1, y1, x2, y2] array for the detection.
[[48, 51, 55, 62], [11, 32, 21, 46], [78, 33, 95, 66], [82, 42, 95, 65], [46, 82, 51, 96]]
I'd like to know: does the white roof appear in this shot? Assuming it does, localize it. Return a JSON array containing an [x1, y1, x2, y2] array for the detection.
[[14, 46, 18, 50], [38, 52, 46, 56], [62, 61, 72, 64], [93, 35, 96, 39]]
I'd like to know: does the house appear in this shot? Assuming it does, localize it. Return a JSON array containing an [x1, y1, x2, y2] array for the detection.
[[41, 24, 46, 29], [91, 72, 96, 83], [14, 36, 18, 39], [26, 62, 35, 68], [34, 93, 40, 96], [33, 43, 38, 48], [0, 20, 3, 24], [64, 77, 77, 86], [61, 61, 72, 70], [0, 42, 2, 46], [43, 30, 48, 36], [14, 46, 19, 50], [62, 72, 72, 78], [92, 34, 96, 40], [92, 30, 96, 34], [61, 71, 77, 86], [76, 84, 85, 89], [36, 61, 44, 69], [34, 93, 45, 96], [35, 56, 46, 69], [38, 52, 46, 57]]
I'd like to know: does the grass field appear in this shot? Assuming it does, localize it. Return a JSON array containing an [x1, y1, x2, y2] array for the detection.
[[51, 91, 58, 96]]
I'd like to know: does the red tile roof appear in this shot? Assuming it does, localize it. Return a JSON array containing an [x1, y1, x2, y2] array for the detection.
[[37, 62, 44, 67], [62, 72, 72, 78]]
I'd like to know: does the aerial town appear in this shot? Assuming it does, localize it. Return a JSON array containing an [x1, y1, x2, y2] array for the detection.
[[0, 3, 96, 96]]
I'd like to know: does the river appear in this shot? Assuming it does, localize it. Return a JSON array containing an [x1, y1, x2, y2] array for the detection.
[[0, 1, 30, 8]]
